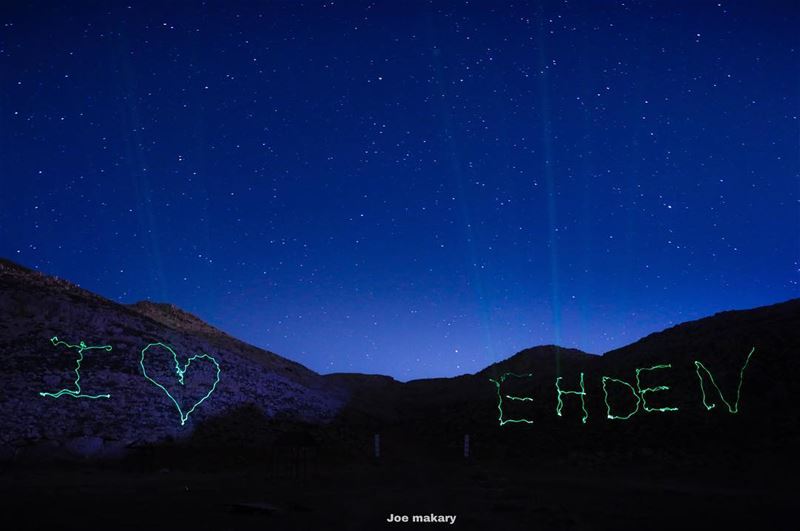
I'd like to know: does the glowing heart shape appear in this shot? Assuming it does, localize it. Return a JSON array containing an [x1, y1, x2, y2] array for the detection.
[[139, 343, 221, 426]]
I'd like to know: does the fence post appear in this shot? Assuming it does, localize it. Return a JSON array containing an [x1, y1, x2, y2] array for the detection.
[[374, 433, 380, 458], [464, 434, 470, 458]]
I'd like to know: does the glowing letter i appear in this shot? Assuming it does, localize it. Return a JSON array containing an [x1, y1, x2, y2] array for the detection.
[[40, 336, 112, 399]]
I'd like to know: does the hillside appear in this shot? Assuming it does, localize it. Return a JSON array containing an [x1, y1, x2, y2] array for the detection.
[[326, 298, 800, 460], [0, 259, 346, 457]]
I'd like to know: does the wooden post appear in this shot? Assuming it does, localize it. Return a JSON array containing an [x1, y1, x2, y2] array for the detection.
[[374, 433, 380, 458], [464, 434, 470, 458]]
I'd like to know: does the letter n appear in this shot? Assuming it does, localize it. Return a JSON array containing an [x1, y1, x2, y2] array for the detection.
[[694, 347, 756, 414]]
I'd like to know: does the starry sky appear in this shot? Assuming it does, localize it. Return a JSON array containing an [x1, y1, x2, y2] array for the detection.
[[1, 1, 798, 380]]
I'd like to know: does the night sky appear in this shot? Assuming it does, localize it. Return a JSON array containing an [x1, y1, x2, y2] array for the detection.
[[1, 1, 798, 380]]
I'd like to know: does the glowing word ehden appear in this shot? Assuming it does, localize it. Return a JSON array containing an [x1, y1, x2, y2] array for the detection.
[[39, 337, 220, 426], [490, 347, 755, 426]]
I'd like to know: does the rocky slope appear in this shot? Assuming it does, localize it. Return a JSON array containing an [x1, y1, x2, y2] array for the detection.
[[0, 258, 346, 457]]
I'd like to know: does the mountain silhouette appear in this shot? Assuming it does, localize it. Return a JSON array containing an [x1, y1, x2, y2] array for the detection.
[[0, 257, 797, 462]]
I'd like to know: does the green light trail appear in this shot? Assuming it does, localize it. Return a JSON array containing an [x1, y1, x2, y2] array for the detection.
[[140, 342, 221, 426], [39, 336, 112, 399], [555, 373, 588, 423], [635, 364, 678, 413], [695, 347, 756, 414], [489, 372, 535, 425], [601, 376, 641, 420]]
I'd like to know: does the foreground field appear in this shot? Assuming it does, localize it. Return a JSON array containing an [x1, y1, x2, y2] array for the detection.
[[2, 450, 792, 531]]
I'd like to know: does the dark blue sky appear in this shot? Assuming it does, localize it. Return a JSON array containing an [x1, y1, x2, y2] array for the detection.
[[1, 1, 798, 380]]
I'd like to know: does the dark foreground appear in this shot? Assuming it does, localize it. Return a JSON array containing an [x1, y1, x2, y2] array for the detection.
[[2, 450, 792, 531]]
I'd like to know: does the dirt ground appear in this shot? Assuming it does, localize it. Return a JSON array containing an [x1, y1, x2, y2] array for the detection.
[[2, 452, 792, 531]]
